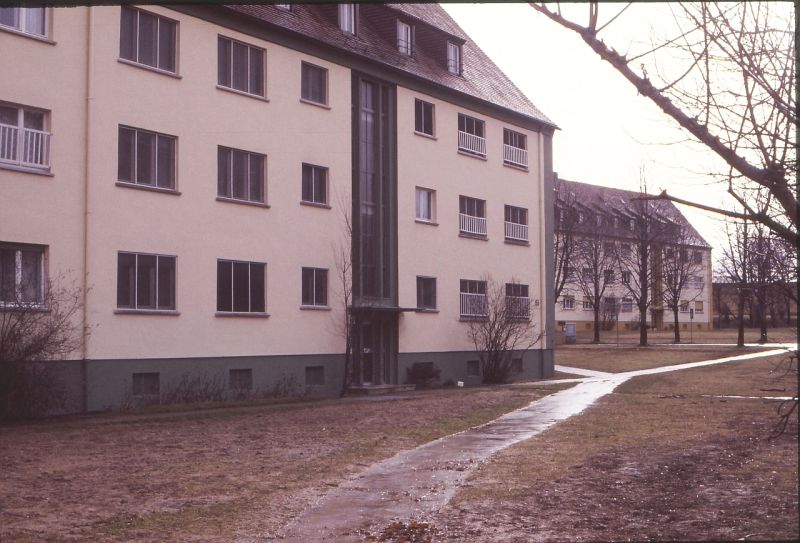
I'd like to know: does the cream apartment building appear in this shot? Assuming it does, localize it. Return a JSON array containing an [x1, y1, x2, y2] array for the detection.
[[554, 179, 712, 335], [0, 4, 556, 411]]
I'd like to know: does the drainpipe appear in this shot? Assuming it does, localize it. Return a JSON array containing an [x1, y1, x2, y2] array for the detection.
[[81, 6, 94, 413]]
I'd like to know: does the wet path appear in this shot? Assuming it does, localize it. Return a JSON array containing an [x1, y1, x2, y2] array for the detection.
[[278, 345, 794, 541]]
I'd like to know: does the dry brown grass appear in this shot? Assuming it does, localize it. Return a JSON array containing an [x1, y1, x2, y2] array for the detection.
[[567, 325, 797, 345], [438, 353, 798, 542], [556, 345, 764, 373], [0, 384, 571, 542]]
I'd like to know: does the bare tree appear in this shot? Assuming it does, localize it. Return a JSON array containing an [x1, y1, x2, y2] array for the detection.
[[661, 224, 706, 343], [719, 218, 752, 347], [553, 177, 579, 301], [529, 2, 797, 244], [466, 276, 542, 384], [573, 230, 615, 342], [0, 277, 84, 418], [332, 192, 355, 396]]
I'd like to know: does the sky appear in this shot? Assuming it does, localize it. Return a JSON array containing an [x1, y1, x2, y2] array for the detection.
[[443, 2, 753, 262]]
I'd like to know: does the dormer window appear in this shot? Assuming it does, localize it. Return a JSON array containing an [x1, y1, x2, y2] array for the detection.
[[447, 41, 461, 74], [338, 4, 356, 35], [397, 20, 413, 56], [275, 4, 291, 11]]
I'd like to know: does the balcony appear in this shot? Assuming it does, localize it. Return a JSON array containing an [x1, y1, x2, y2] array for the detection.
[[506, 296, 530, 319], [459, 213, 487, 237], [504, 221, 528, 242], [460, 292, 488, 318], [0, 123, 51, 170], [503, 144, 528, 168], [458, 130, 486, 157]]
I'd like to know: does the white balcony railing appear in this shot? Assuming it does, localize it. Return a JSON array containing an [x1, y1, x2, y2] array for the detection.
[[503, 144, 528, 167], [460, 292, 488, 318], [0, 123, 51, 169], [459, 213, 487, 236], [458, 130, 486, 157], [504, 221, 528, 242], [506, 296, 530, 319]]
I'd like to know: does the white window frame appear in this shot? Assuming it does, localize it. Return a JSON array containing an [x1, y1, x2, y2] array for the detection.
[[0, 6, 47, 38], [338, 4, 356, 34], [397, 20, 413, 56], [679, 300, 690, 313], [447, 41, 461, 74], [416, 276, 436, 310], [302, 163, 328, 205], [415, 187, 435, 223], [562, 295, 575, 311], [504, 205, 529, 242], [414, 98, 435, 137], [300, 61, 328, 106], [116, 252, 177, 312], [621, 297, 633, 312], [0, 103, 50, 171], [694, 301, 704, 314], [217, 35, 265, 97], [0, 243, 45, 307], [216, 259, 266, 314], [117, 125, 176, 190], [457, 113, 486, 157], [301, 267, 328, 307], [459, 195, 487, 236], [582, 296, 594, 311], [503, 128, 528, 168], [217, 145, 266, 204], [460, 279, 488, 318], [119, 6, 178, 74]]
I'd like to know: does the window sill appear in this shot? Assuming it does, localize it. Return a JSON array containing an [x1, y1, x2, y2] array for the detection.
[[117, 58, 182, 79], [503, 161, 529, 172], [414, 131, 437, 140], [504, 238, 530, 247], [115, 309, 180, 316], [459, 232, 488, 241], [216, 85, 269, 102], [299, 98, 331, 110], [0, 304, 49, 313], [0, 162, 53, 177], [415, 308, 439, 313], [116, 181, 181, 195], [457, 149, 487, 161], [459, 316, 488, 322], [415, 219, 438, 226], [216, 196, 270, 208], [215, 312, 270, 318], [300, 200, 331, 209], [300, 305, 332, 311], [0, 25, 55, 44]]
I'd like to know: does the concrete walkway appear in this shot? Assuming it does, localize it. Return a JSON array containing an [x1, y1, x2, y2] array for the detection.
[[277, 345, 795, 541]]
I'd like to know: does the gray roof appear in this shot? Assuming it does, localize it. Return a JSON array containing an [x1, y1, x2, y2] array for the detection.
[[223, 3, 555, 128], [555, 178, 711, 248]]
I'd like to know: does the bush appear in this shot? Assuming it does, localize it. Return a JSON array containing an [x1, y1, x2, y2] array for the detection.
[[406, 362, 441, 388]]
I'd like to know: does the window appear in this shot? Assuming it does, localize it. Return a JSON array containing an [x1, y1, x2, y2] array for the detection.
[[621, 243, 632, 256], [119, 6, 177, 73], [582, 296, 594, 310], [457, 113, 485, 156], [679, 300, 689, 313], [0, 243, 44, 305], [604, 269, 615, 284], [603, 242, 615, 253], [216, 260, 266, 313], [561, 295, 575, 310], [302, 163, 328, 205], [565, 265, 575, 280], [229, 368, 253, 391], [414, 99, 434, 136], [504, 205, 528, 242], [301, 62, 327, 105], [218, 146, 265, 203], [459, 196, 487, 236], [415, 187, 435, 222], [613, 217, 620, 229], [397, 20, 413, 56], [621, 297, 633, 312], [338, 3, 356, 34], [460, 279, 487, 318], [503, 129, 527, 167], [621, 271, 631, 285], [132, 372, 160, 396], [447, 41, 461, 74], [275, 4, 291, 11], [693, 251, 703, 265], [416, 276, 436, 310], [595, 215, 603, 227], [680, 248, 689, 261], [578, 212, 585, 225], [629, 219, 635, 231], [0, 103, 50, 170], [505, 283, 530, 319], [305, 365, 325, 385], [0, 7, 46, 37], [603, 296, 617, 312], [218, 36, 265, 97], [466, 360, 480, 377], [117, 252, 176, 311], [582, 268, 593, 282], [301, 267, 328, 307], [118, 126, 176, 190], [695, 301, 704, 314]]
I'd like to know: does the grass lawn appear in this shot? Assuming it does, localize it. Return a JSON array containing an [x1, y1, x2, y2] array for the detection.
[[565, 325, 797, 345], [436, 353, 799, 542], [0, 383, 571, 542]]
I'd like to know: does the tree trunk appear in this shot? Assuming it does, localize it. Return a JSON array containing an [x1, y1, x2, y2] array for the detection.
[[593, 305, 601, 343], [639, 305, 648, 346], [673, 307, 681, 343], [758, 302, 768, 343], [736, 289, 745, 347]]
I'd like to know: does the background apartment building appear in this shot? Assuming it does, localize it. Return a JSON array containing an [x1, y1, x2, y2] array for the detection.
[[554, 179, 712, 335], [0, 4, 556, 411]]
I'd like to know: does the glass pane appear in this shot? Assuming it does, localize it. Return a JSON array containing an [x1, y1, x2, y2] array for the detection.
[[156, 135, 175, 189], [23, 110, 44, 130], [216, 260, 232, 312], [315, 270, 327, 306], [158, 18, 176, 72], [231, 42, 248, 91], [231, 150, 247, 199], [249, 48, 264, 96], [249, 154, 264, 202], [217, 147, 230, 197], [0, 105, 17, 125], [232, 262, 249, 312], [117, 253, 136, 308], [137, 11, 158, 67], [217, 37, 231, 87], [19, 249, 42, 303], [135, 131, 155, 185], [316, 168, 326, 204], [301, 268, 313, 305], [117, 127, 135, 182], [157, 256, 175, 310], [119, 6, 137, 61], [250, 264, 265, 312], [301, 164, 312, 202], [0, 249, 16, 302], [24, 7, 45, 36], [0, 8, 18, 29], [136, 254, 157, 309]]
